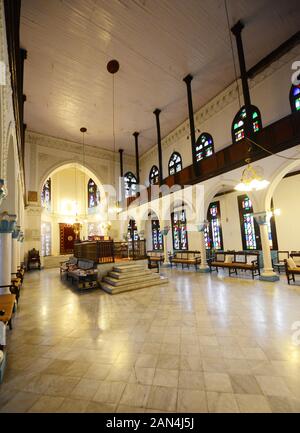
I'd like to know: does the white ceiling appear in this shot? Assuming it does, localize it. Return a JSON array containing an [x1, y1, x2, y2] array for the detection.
[[21, 0, 300, 156]]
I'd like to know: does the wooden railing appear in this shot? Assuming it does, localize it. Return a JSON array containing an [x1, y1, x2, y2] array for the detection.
[[74, 241, 114, 264], [125, 111, 300, 208]]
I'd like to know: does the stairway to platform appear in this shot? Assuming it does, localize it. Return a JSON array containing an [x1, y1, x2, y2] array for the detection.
[[100, 262, 168, 295]]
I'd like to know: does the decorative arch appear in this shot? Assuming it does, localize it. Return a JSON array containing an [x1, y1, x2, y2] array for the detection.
[[195, 133, 214, 162], [168, 151, 182, 175], [231, 105, 262, 144], [39, 162, 106, 208]]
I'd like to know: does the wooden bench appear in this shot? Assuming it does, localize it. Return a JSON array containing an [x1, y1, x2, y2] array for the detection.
[[61, 258, 99, 290], [169, 251, 201, 270], [147, 251, 164, 272], [0, 294, 16, 330], [284, 259, 300, 284], [208, 252, 260, 279]]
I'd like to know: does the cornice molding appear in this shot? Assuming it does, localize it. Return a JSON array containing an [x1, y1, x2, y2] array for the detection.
[[26, 130, 136, 166], [140, 45, 300, 165]]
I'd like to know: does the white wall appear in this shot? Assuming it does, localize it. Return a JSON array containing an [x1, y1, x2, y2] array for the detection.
[[272, 174, 300, 251]]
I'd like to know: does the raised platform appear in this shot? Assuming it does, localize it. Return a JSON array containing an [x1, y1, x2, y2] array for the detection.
[[99, 261, 168, 295]]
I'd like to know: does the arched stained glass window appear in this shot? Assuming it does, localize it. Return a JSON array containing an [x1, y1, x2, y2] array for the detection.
[[171, 209, 188, 250], [195, 133, 214, 162], [41, 178, 51, 211], [232, 105, 262, 144], [290, 84, 300, 113], [205, 201, 223, 250], [124, 172, 137, 198], [238, 195, 261, 250], [152, 219, 163, 250], [88, 178, 100, 208], [149, 165, 159, 185], [127, 219, 139, 242], [168, 152, 182, 176]]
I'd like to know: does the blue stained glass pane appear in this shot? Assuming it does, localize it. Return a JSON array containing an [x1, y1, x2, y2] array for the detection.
[[293, 86, 300, 96]]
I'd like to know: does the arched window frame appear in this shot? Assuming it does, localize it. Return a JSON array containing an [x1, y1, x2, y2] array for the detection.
[[168, 152, 182, 176], [41, 178, 51, 211], [238, 195, 261, 250], [290, 84, 300, 113], [195, 133, 214, 162], [149, 165, 159, 185], [87, 178, 99, 208], [204, 201, 223, 250], [124, 171, 137, 198], [127, 219, 139, 242], [232, 105, 262, 144], [152, 219, 163, 250], [171, 209, 188, 250]]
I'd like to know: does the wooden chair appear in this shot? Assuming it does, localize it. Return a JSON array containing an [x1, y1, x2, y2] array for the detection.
[[27, 248, 41, 270], [272, 251, 289, 274]]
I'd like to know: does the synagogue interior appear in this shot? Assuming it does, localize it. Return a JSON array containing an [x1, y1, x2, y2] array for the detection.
[[0, 0, 300, 414]]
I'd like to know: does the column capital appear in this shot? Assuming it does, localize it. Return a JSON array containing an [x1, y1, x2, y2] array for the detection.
[[0, 212, 17, 233], [133, 131, 139, 138], [231, 20, 244, 37], [253, 211, 269, 225], [153, 108, 161, 117], [183, 74, 193, 85]]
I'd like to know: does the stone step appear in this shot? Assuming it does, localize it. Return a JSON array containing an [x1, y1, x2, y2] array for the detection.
[[100, 276, 168, 295], [103, 273, 160, 287], [108, 269, 154, 279], [113, 264, 147, 273]]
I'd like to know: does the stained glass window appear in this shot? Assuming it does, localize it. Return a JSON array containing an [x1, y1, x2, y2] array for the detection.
[[168, 152, 182, 175], [152, 220, 163, 250], [195, 133, 214, 162], [149, 165, 159, 185], [205, 202, 223, 250], [41, 222, 51, 257], [290, 84, 300, 113], [238, 195, 261, 250], [88, 178, 100, 208], [124, 172, 137, 198], [128, 219, 139, 242], [41, 178, 51, 211], [171, 210, 188, 250], [232, 105, 262, 144]]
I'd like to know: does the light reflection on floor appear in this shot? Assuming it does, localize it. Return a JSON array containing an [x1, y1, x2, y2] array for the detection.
[[1, 267, 300, 413]]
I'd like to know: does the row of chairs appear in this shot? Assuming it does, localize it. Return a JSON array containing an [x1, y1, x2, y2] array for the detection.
[[0, 264, 25, 383]]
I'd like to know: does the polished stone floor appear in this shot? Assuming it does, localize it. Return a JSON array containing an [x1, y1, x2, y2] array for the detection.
[[1, 267, 300, 413]]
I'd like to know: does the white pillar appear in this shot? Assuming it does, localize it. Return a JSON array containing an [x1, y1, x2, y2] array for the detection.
[[197, 222, 210, 272], [163, 234, 169, 264], [253, 212, 279, 282], [11, 237, 18, 274], [0, 233, 12, 288], [0, 212, 17, 293]]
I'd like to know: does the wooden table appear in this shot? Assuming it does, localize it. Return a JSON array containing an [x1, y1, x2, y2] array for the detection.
[[0, 294, 16, 330]]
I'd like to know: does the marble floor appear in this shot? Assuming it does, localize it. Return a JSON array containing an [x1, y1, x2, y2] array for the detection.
[[1, 267, 300, 413]]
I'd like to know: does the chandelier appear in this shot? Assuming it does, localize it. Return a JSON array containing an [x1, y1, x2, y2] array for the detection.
[[235, 158, 270, 192]]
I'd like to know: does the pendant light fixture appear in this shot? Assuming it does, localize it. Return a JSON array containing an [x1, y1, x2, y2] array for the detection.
[[234, 158, 270, 192]]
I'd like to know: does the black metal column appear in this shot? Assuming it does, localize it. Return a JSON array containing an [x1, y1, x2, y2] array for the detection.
[[153, 109, 163, 185], [133, 132, 140, 184], [183, 74, 198, 175], [119, 148, 124, 202], [231, 20, 252, 138]]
